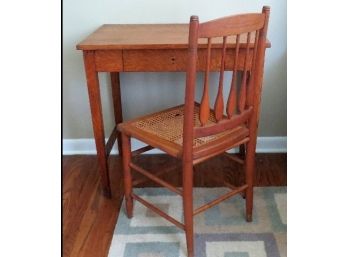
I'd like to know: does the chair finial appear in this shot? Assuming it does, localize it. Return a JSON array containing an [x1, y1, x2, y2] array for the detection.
[[190, 15, 199, 22], [262, 6, 270, 13]]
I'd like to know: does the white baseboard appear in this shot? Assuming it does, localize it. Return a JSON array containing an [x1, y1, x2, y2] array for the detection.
[[63, 137, 286, 155]]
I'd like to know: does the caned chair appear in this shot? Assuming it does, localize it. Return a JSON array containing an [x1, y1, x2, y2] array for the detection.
[[118, 6, 270, 257]]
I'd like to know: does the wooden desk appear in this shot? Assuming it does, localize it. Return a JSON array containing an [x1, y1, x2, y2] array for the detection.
[[76, 24, 270, 197]]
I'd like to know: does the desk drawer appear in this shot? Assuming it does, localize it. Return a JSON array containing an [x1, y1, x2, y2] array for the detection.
[[123, 49, 187, 72], [95, 50, 123, 71], [123, 49, 253, 72]]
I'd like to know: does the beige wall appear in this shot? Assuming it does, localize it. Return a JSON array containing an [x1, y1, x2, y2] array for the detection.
[[63, 0, 286, 139]]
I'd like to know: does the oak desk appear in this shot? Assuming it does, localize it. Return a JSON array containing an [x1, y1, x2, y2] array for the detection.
[[76, 24, 270, 197]]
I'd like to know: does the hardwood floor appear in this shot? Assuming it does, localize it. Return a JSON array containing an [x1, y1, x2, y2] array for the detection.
[[63, 153, 286, 257]]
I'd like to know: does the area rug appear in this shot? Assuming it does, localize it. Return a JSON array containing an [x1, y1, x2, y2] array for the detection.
[[108, 187, 286, 257]]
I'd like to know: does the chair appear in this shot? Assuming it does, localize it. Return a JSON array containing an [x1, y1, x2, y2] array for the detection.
[[117, 6, 270, 257]]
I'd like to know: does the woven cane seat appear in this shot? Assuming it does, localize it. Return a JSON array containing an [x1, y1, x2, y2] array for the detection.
[[117, 104, 249, 159]]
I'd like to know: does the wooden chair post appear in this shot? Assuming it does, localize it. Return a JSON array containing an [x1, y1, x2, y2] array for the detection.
[[182, 15, 199, 257], [245, 6, 270, 222], [121, 133, 133, 218]]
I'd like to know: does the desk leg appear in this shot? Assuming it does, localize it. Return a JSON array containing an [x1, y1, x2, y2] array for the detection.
[[83, 51, 111, 198], [110, 72, 123, 155]]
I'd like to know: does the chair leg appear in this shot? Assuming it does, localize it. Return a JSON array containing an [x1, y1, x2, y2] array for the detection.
[[183, 162, 194, 257], [121, 133, 133, 218], [245, 141, 255, 222]]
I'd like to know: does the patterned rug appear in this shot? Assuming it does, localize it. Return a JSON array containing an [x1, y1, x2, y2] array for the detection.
[[108, 187, 286, 257]]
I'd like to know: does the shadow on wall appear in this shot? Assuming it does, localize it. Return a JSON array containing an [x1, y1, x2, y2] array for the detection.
[[259, 51, 287, 136]]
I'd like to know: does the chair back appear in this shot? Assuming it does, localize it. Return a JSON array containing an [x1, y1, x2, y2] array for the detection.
[[183, 6, 270, 157]]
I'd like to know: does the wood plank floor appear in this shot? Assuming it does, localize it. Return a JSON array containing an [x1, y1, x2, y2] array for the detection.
[[63, 153, 286, 257]]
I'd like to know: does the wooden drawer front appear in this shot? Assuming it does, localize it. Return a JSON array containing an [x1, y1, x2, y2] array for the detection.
[[123, 49, 187, 71], [95, 50, 123, 71], [123, 49, 253, 72]]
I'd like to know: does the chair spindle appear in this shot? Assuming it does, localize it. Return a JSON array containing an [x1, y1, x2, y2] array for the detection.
[[226, 34, 240, 118], [214, 36, 227, 121], [238, 32, 251, 112], [247, 30, 259, 107], [199, 38, 212, 125]]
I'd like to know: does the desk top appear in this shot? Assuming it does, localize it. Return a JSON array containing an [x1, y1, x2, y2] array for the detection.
[[76, 24, 270, 51]]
